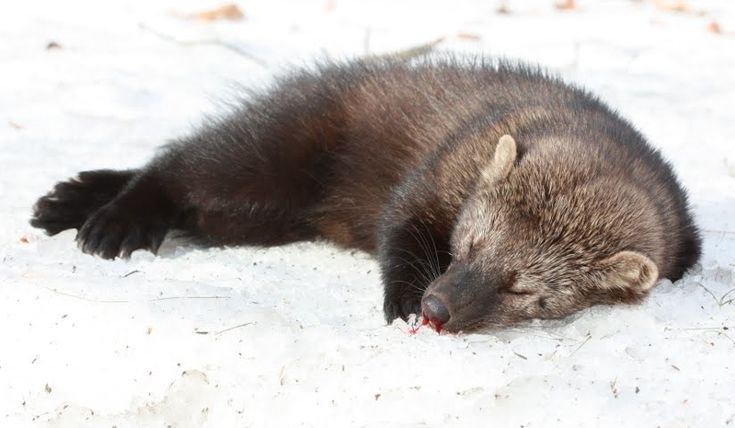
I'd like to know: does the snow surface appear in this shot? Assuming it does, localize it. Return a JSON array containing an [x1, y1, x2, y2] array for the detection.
[[2, 0, 735, 426]]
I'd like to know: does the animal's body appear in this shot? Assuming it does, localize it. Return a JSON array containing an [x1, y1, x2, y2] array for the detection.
[[31, 57, 701, 332]]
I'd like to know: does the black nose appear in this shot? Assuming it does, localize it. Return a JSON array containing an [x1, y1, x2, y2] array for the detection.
[[422, 294, 450, 326]]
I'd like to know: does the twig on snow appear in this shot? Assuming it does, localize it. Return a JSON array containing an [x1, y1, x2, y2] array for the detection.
[[138, 23, 267, 67], [40, 286, 230, 304], [697, 282, 720, 305], [42, 286, 128, 303], [373, 37, 446, 62], [121, 270, 140, 278], [512, 350, 528, 360], [667, 326, 735, 345], [719, 287, 735, 305], [696, 282, 735, 307], [569, 332, 592, 356], [150, 295, 230, 302], [194, 322, 255, 336]]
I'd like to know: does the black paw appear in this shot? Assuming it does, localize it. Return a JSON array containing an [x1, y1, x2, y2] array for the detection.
[[383, 294, 422, 324], [76, 199, 169, 259], [31, 169, 134, 235]]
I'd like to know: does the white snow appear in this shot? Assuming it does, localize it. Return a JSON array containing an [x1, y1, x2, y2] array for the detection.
[[1, 0, 734, 426]]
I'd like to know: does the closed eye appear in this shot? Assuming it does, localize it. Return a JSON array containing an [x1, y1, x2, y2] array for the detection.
[[498, 273, 536, 296], [500, 288, 535, 296]]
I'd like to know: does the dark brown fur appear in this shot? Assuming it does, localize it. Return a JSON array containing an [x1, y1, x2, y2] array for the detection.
[[30, 56, 701, 332]]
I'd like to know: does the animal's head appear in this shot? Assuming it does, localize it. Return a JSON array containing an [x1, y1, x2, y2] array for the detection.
[[421, 135, 662, 333]]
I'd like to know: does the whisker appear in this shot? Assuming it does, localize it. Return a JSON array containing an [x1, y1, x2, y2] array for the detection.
[[391, 279, 428, 294], [407, 223, 438, 280], [392, 251, 435, 286], [420, 221, 442, 280]]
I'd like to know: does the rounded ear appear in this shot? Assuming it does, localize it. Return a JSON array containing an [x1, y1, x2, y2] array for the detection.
[[597, 251, 659, 295], [481, 134, 517, 184]]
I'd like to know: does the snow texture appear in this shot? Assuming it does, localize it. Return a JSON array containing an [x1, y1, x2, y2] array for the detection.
[[2, 0, 734, 426]]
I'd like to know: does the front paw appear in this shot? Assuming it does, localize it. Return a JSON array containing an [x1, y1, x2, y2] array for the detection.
[[383, 294, 421, 324], [76, 201, 168, 259]]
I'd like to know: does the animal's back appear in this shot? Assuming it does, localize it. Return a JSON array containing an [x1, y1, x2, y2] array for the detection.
[[297, 58, 697, 280]]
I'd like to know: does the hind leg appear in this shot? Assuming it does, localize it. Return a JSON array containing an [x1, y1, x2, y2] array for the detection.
[[47, 72, 341, 258], [31, 169, 135, 235], [32, 66, 345, 258], [30, 168, 172, 259], [73, 171, 178, 259], [68, 138, 326, 259]]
